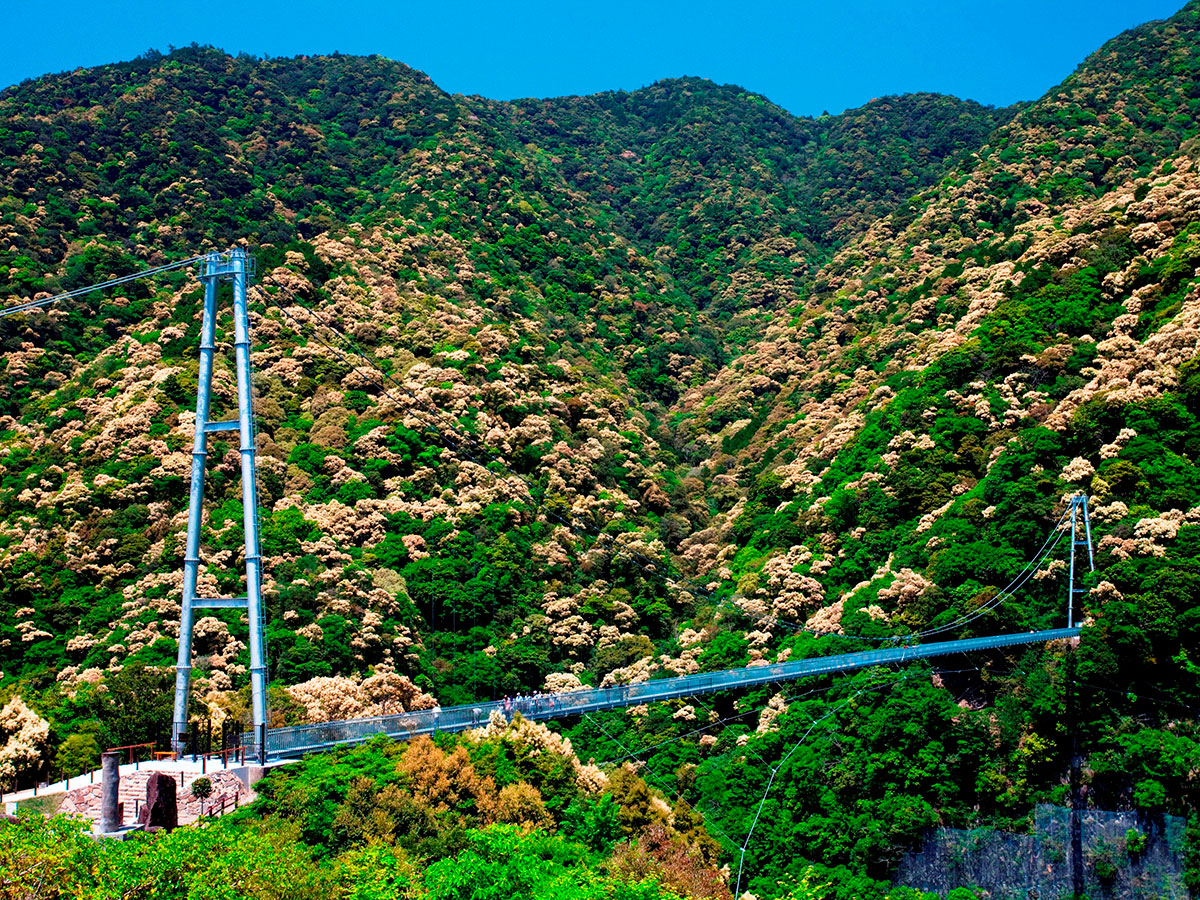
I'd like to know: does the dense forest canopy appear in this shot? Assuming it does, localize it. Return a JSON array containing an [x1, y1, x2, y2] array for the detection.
[[2, 2, 1200, 897]]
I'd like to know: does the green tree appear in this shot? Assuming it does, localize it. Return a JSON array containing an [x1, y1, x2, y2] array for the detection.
[[190, 776, 213, 800], [562, 794, 623, 852], [56, 732, 100, 779]]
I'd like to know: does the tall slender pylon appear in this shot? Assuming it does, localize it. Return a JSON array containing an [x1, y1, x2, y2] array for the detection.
[[1066, 493, 1095, 628], [171, 248, 268, 761]]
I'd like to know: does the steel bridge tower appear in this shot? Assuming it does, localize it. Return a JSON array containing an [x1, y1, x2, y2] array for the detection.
[[1066, 493, 1095, 628], [171, 248, 268, 762]]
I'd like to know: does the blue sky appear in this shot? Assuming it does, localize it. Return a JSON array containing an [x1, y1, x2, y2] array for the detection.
[[1, 1, 1187, 116]]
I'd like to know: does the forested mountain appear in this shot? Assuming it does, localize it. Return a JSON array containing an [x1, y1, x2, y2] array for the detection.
[[1, 2, 1200, 898], [491, 84, 1015, 316]]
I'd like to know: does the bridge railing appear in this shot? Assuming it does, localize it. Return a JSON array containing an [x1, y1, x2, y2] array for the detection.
[[266, 627, 1081, 760]]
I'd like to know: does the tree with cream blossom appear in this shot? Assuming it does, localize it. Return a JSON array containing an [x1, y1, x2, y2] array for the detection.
[[0, 696, 50, 790]]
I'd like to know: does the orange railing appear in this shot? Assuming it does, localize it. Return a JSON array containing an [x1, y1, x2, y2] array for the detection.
[[105, 742, 156, 768], [215, 745, 246, 767], [200, 792, 241, 817]]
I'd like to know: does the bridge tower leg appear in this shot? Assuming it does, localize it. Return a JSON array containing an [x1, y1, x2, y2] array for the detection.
[[1066, 493, 1095, 628], [171, 248, 267, 762]]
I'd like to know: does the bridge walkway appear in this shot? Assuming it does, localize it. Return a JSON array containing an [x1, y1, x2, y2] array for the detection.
[[266, 627, 1081, 760]]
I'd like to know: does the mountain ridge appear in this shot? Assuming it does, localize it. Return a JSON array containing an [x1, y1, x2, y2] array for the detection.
[[2, 5, 1200, 897]]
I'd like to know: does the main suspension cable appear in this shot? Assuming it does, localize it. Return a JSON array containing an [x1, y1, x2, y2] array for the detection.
[[0, 255, 206, 318]]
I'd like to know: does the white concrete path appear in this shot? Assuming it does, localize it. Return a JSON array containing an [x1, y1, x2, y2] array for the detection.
[[3, 754, 248, 813]]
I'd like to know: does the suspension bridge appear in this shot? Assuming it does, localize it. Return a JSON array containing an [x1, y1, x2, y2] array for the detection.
[[265, 627, 1081, 760], [1, 247, 1098, 764]]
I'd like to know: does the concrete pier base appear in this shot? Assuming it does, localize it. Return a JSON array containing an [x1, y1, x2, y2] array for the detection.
[[98, 752, 121, 833]]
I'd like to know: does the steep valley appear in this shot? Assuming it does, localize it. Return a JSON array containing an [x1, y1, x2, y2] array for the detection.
[[3, 4, 1200, 898]]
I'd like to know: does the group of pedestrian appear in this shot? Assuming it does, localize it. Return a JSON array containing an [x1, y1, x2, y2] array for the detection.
[[423, 682, 636, 732], [502, 690, 557, 718]]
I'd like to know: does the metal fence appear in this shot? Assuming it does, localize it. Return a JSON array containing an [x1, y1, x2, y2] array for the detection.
[[266, 627, 1080, 760]]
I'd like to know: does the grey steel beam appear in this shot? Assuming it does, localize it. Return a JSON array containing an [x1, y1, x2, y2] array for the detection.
[[171, 259, 219, 756], [230, 248, 268, 763], [193, 598, 249, 609]]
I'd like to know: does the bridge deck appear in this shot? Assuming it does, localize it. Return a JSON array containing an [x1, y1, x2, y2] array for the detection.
[[266, 628, 1080, 760]]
